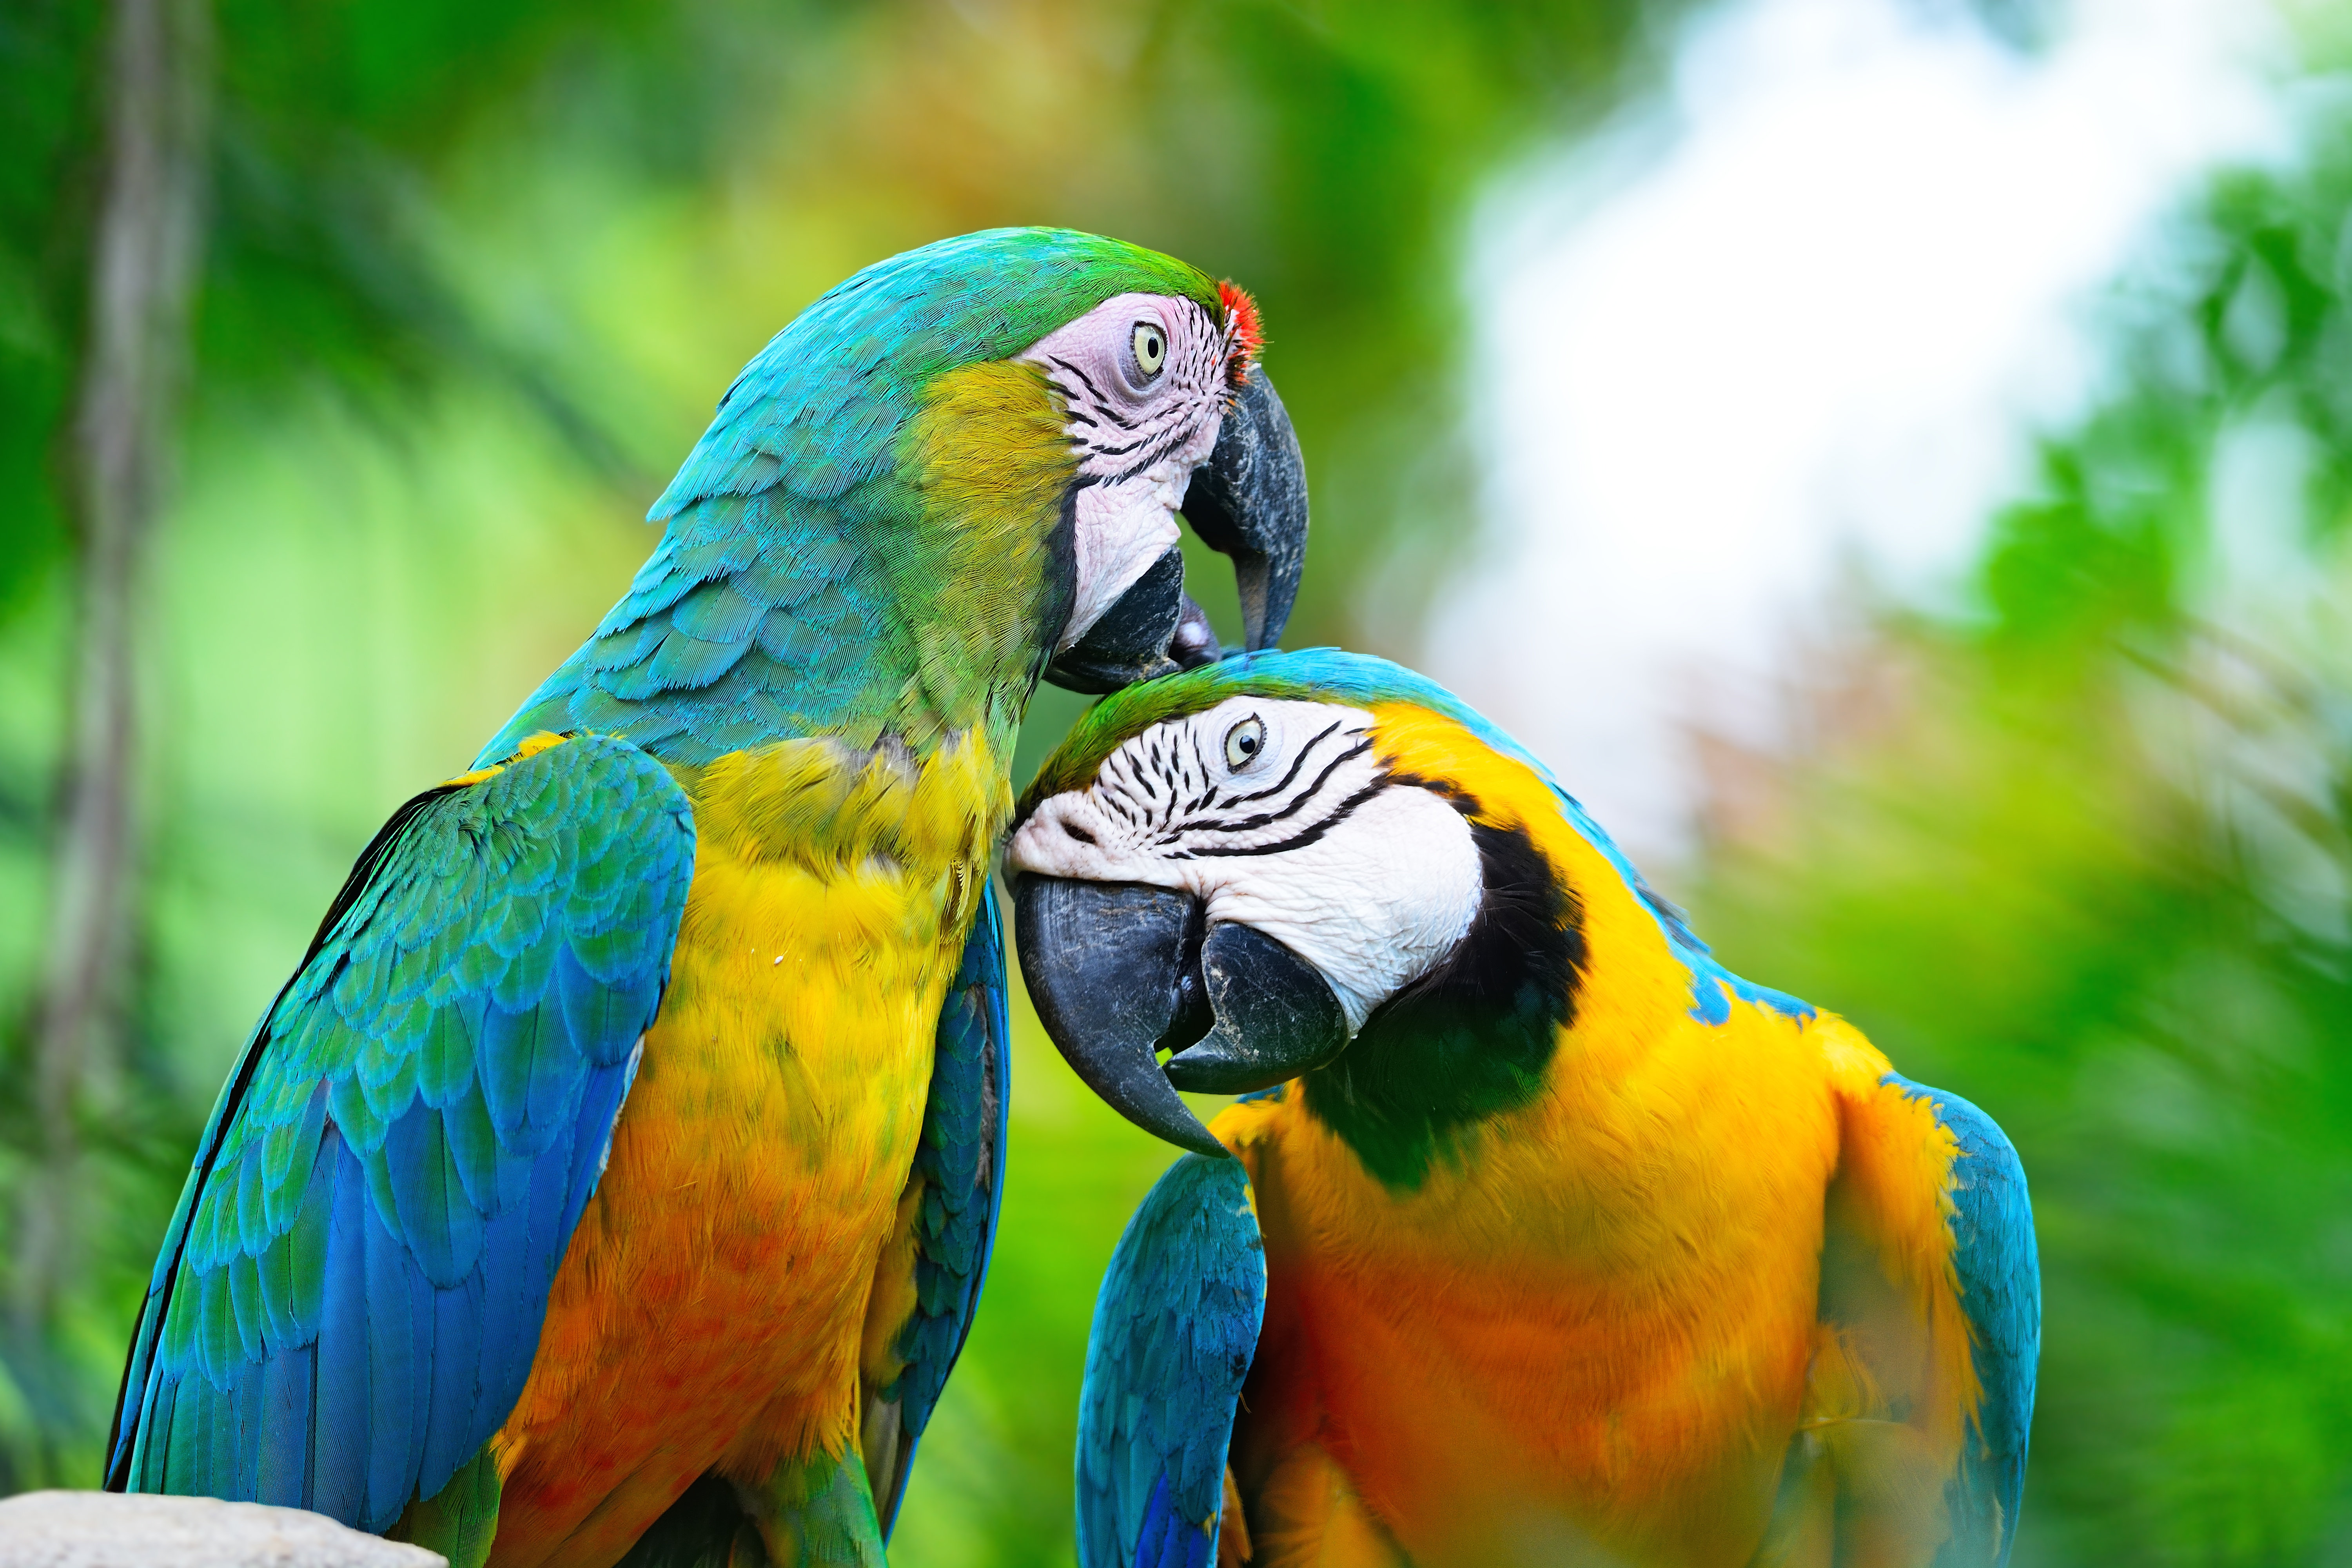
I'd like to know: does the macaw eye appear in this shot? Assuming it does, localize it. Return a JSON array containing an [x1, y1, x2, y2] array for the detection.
[[1132, 321, 1167, 377], [1224, 715, 1266, 771]]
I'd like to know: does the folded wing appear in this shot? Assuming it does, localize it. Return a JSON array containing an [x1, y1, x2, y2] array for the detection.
[[104, 734, 695, 1533], [1077, 1155, 1267, 1568], [867, 882, 1015, 1535], [1887, 1075, 2040, 1568]]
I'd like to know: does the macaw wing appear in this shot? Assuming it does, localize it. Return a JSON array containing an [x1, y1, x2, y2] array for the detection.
[[104, 734, 695, 1534], [1887, 1076, 2041, 1568], [868, 880, 1014, 1536], [1077, 1154, 1266, 1568]]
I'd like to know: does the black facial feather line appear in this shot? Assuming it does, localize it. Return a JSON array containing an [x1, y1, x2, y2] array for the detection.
[[1305, 778, 1588, 1189], [1083, 715, 1385, 862]]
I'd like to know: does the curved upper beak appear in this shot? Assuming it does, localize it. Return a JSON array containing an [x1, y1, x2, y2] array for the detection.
[[1044, 364, 1309, 694], [1012, 873, 1349, 1155], [1179, 364, 1309, 655]]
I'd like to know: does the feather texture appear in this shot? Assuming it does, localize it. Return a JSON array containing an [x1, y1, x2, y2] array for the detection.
[[866, 882, 1014, 1536], [1887, 1076, 2041, 1568], [1076, 1156, 1265, 1568], [1034, 650, 2041, 1568], [105, 735, 694, 1533]]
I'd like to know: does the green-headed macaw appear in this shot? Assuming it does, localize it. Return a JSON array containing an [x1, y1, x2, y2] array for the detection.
[[1005, 650, 2039, 1568], [103, 228, 1309, 1568]]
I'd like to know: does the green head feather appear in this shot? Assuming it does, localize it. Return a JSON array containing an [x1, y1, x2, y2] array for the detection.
[[1023, 647, 1817, 1033], [1020, 648, 1529, 806], [481, 229, 1235, 771]]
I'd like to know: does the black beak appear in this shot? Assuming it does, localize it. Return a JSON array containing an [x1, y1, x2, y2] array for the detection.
[[1163, 922, 1350, 1095], [1043, 364, 1308, 695], [1013, 874, 1349, 1155], [1180, 365, 1309, 655]]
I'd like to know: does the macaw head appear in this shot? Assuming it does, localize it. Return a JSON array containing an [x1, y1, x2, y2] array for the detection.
[[664, 226, 1300, 683], [484, 229, 1310, 769], [1005, 649, 1812, 1169]]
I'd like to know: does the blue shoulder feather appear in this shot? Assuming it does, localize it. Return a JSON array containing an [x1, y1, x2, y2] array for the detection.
[[105, 735, 695, 1532], [1076, 1156, 1265, 1568], [1886, 1074, 2041, 1568]]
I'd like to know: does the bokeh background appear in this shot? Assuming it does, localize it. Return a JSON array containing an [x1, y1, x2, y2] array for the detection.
[[4, 0, 2350, 1561]]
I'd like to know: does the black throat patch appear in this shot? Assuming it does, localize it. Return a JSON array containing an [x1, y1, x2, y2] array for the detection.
[[1301, 786, 1586, 1191]]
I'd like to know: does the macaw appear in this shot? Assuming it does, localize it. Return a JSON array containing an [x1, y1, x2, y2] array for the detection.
[[1004, 650, 2040, 1568], [103, 228, 1310, 1568]]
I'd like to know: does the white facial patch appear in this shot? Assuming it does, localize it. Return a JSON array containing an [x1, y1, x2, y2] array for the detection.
[[1020, 292, 1233, 649], [1007, 697, 1484, 1032]]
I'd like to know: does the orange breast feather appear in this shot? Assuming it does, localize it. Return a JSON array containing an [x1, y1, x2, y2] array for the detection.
[[482, 738, 1000, 1568]]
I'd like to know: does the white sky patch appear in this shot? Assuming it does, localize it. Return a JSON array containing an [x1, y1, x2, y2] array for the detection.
[[1425, 0, 2285, 863]]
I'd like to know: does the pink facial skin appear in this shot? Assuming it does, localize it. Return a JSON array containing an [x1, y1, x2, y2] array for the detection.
[[1020, 292, 1236, 649]]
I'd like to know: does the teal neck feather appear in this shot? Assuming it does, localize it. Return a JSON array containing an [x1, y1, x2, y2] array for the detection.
[[478, 408, 1073, 770], [477, 228, 1222, 771]]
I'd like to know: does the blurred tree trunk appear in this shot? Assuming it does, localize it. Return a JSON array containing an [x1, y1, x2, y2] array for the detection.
[[12, 0, 211, 1441]]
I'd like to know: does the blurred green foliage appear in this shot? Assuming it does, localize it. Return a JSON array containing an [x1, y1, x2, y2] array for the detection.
[[1691, 61, 2352, 1567]]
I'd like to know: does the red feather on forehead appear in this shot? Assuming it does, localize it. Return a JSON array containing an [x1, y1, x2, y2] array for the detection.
[[1218, 280, 1265, 379]]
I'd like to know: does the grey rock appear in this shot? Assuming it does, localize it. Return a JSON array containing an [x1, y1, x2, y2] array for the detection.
[[0, 1492, 446, 1568]]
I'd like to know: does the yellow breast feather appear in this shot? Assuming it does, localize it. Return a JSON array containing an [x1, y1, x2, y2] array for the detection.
[[485, 729, 1005, 1568]]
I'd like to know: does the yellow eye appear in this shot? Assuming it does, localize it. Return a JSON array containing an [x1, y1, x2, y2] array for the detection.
[[1224, 715, 1266, 771], [1132, 321, 1167, 377]]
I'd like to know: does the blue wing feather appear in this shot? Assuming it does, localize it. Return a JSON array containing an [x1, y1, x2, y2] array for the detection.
[[1886, 1074, 2041, 1568], [1076, 1155, 1266, 1568], [872, 881, 1013, 1536], [105, 735, 694, 1533]]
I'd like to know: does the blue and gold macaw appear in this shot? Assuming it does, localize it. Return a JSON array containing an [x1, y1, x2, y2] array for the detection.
[[1005, 650, 2039, 1568], [103, 229, 1308, 1568]]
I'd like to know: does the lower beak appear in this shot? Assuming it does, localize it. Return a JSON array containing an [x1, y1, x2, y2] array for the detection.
[[1043, 548, 1216, 695], [1012, 875, 1349, 1155]]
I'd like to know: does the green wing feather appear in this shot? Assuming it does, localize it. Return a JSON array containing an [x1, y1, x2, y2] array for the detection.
[[105, 734, 695, 1534]]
